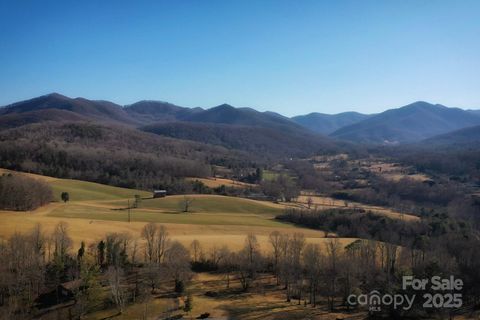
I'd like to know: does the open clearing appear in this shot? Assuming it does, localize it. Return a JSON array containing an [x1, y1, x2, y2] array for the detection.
[[361, 161, 430, 182], [186, 177, 257, 189], [0, 168, 414, 252], [296, 194, 420, 221], [83, 272, 366, 320], [0, 204, 347, 252], [0, 169, 352, 253], [105, 194, 284, 215], [0, 168, 150, 201]]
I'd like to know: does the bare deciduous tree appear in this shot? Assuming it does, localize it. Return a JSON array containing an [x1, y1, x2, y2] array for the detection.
[[269, 231, 282, 284], [307, 196, 313, 209], [52, 221, 72, 265], [325, 238, 340, 311], [236, 234, 262, 291], [141, 222, 157, 263], [289, 233, 305, 304], [164, 241, 191, 294], [156, 225, 169, 264], [180, 196, 194, 213], [303, 243, 322, 306], [190, 239, 202, 263], [107, 266, 126, 314]]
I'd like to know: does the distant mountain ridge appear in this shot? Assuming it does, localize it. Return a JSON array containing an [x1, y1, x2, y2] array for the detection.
[[2, 94, 479, 147], [135, 103, 339, 156], [0, 94, 307, 132], [421, 124, 480, 148], [0, 93, 138, 127], [330, 101, 480, 144], [125, 100, 203, 123], [292, 111, 371, 134], [0, 93, 339, 157]]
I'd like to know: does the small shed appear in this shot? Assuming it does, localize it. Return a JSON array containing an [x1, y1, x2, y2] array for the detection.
[[35, 280, 81, 309], [153, 190, 167, 198]]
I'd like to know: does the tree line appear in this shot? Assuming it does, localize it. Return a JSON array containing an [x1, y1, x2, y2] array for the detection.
[[382, 145, 480, 183], [0, 173, 52, 210], [277, 207, 480, 316], [2, 219, 479, 319], [330, 174, 463, 216]]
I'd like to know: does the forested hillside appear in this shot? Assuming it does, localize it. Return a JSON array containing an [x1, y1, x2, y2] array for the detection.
[[331, 101, 480, 143], [142, 121, 338, 157], [0, 122, 247, 191]]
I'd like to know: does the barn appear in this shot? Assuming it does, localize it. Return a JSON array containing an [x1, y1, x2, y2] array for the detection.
[[153, 190, 167, 198]]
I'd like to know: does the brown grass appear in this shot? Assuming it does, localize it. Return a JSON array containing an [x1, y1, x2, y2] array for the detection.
[[0, 202, 353, 253], [295, 195, 420, 221], [362, 161, 430, 182], [187, 177, 257, 189], [84, 272, 367, 320]]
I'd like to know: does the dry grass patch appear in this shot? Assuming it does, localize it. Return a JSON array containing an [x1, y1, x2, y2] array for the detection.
[[295, 195, 420, 221], [0, 168, 150, 201], [187, 273, 366, 320], [187, 177, 257, 189], [121, 194, 284, 215], [361, 161, 430, 182], [0, 202, 341, 252]]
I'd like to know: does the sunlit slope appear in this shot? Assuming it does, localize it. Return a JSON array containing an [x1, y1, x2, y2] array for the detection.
[[0, 168, 150, 201], [106, 194, 283, 215], [49, 179, 150, 201]]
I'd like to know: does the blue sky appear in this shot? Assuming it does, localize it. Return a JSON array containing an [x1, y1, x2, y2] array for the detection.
[[0, 1, 479, 116]]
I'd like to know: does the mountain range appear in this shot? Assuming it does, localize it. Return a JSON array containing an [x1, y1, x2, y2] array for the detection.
[[422, 124, 480, 148], [1, 93, 479, 149], [0, 94, 337, 158], [291, 112, 371, 135], [0, 93, 137, 126], [330, 101, 480, 144]]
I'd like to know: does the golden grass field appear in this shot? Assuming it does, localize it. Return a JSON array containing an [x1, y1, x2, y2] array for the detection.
[[296, 194, 420, 221], [364, 162, 430, 182], [0, 168, 419, 254], [2, 169, 426, 320], [0, 169, 356, 253], [186, 177, 257, 189]]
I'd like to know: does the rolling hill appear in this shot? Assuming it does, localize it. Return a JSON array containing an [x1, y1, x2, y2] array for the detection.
[[292, 111, 371, 134], [0, 108, 89, 130], [0, 93, 344, 194], [125, 100, 202, 123], [5, 93, 479, 158], [330, 101, 480, 144], [0, 93, 138, 126], [0, 121, 231, 190], [183, 104, 304, 132], [421, 124, 480, 148], [139, 103, 341, 156], [141, 121, 337, 157], [0, 168, 150, 201], [0, 94, 340, 158], [0, 93, 335, 146]]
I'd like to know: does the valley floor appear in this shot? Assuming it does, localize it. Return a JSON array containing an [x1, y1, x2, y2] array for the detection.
[[0, 168, 434, 320], [0, 169, 350, 252], [0, 167, 420, 252]]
